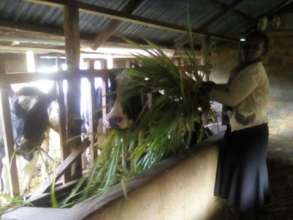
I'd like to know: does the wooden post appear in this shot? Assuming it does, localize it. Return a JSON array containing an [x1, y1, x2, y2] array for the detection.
[[88, 60, 97, 163], [56, 81, 71, 182], [0, 61, 19, 196], [63, 0, 82, 180]]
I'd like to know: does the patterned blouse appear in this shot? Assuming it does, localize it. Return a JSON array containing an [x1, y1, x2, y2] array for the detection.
[[210, 62, 270, 132]]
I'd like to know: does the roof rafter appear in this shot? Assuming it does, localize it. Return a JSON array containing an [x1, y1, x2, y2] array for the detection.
[[92, 0, 144, 50], [198, 0, 244, 30], [0, 19, 177, 50], [25, 0, 237, 42], [209, 0, 256, 23], [245, 0, 293, 32], [258, 0, 293, 18]]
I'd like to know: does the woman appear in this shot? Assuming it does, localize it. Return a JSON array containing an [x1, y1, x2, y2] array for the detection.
[[204, 31, 270, 219]]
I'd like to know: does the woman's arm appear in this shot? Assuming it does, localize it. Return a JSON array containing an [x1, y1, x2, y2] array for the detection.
[[209, 68, 258, 107]]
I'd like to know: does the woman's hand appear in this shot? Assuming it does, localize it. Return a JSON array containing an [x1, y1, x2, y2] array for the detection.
[[201, 81, 216, 93], [196, 81, 216, 111]]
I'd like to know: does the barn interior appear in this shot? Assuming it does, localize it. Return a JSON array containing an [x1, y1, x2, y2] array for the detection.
[[1, 0, 293, 219]]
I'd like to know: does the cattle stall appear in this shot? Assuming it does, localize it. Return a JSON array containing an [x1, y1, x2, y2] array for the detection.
[[0, 55, 223, 220], [1, 0, 293, 219], [0, 67, 109, 195]]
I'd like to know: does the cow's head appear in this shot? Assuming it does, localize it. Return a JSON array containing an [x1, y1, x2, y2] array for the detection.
[[11, 87, 54, 161], [106, 71, 145, 130]]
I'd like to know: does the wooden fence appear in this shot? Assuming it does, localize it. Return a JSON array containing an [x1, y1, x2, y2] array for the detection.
[[0, 68, 110, 199]]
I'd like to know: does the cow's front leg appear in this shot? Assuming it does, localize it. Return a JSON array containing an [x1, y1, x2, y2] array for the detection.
[[40, 131, 50, 181], [20, 152, 39, 194]]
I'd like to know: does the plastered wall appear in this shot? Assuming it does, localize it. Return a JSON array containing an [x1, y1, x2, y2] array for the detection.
[[87, 146, 221, 220]]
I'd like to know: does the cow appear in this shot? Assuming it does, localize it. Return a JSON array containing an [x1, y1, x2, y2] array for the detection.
[[106, 70, 225, 137], [106, 71, 145, 130], [0, 86, 58, 194]]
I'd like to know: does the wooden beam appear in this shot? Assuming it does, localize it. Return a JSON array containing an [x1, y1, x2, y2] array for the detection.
[[87, 61, 98, 164], [198, 0, 244, 30], [56, 81, 71, 182], [209, 0, 256, 23], [29, 179, 78, 206], [0, 19, 178, 50], [64, 0, 83, 180], [64, 0, 80, 71], [29, 141, 89, 200], [0, 19, 64, 37], [0, 19, 113, 46], [92, 0, 144, 49], [0, 70, 109, 85], [261, 0, 293, 17], [0, 62, 20, 196], [26, 0, 237, 42], [275, 1, 293, 14]]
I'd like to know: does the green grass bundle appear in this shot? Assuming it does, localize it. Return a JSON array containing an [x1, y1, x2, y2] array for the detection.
[[60, 37, 214, 207]]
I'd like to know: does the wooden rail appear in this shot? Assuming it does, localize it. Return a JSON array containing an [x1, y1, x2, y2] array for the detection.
[[0, 68, 112, 196], [0, 69, 110, 85]]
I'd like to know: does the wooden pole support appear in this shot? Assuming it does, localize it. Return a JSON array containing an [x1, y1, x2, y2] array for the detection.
[[0, 61, 20, 196], [63, 0, 82, 180]]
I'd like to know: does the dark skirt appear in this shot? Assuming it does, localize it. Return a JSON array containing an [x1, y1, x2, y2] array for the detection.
[[214, 123, 270, 211]]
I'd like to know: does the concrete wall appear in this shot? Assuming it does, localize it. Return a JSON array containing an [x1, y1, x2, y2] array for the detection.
[[87, 146, 220, 220]]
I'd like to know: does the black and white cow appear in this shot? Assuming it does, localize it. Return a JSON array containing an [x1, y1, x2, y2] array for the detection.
[[0, 87, 57, 194], [106, 72, 145, 130], [106, 71, 225, 137]]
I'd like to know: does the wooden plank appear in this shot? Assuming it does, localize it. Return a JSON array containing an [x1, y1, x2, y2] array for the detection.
[[64, 0, 82, 180], [0, 19, 177, 50], [0, 69, 109, 85], [275, 1, 293, 14], [26, 0, 237, 42], [0, 18, 95, 46], [92, 0, 144, 49], [0, 61, 19, 196], [260, 0, 293, 17], [56, 81, 71, 182], [29, 179, 78, 206], [89, 79, 97, 163], [2, 207, 74, 220], [0, 90, 20, 196], [28, 141, 88, 200], [88, 62, 97, 163], [64, 0, 80, 72]]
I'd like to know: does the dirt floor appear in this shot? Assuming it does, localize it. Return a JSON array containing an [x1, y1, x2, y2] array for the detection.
[[263, 138, 293, 220]]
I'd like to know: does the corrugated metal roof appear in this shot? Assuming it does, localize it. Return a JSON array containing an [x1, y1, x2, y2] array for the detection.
[[77, 0, 129, 10], [0, 0, 289, 48], [206, 12, 251, 35], [236, 0, 282, 18]]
